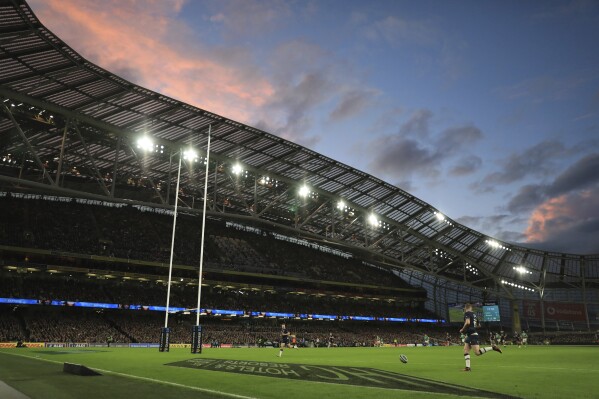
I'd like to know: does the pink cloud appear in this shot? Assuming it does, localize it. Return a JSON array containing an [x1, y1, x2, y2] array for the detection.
[[524, 195, 570, 242], [28, 0, 377, 150], [29, 0, 274, 123], [524, 189, 598, 244]]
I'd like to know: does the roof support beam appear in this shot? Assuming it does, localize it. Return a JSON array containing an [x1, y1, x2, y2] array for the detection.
[[110, 135, 121, 197], [54, 117, 70, 186], [125, 143, 166, 205], [72, 122, 111, 196], [1, 102, 54, 185], [299, 199, 330, 229]]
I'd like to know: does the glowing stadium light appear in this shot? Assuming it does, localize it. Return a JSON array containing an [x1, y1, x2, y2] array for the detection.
[[486, 239, 499, 248], [298, 185, 310, 198], [434, 248, 451, 259], [337, 200, 345, 210], [183, 148, 198, 163], [513, 266, 533, 275], [501, 279, 535, 292], [465, 263, 479, 275], [368, 213, 378, 226], [231, 163, 243, 175], [258, 176, 278, 188], [136, 136, 154, 152], [434, 211, 445, 221], [485, 239, 510, 251]]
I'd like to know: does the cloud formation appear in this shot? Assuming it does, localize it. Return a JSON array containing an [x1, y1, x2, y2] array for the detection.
[[30, 0, 274, 123], [473, 140, 567, 192], [207, 0, 291, 39], [253, 40, 379, 146], [524, 188, 599, 254], [455, 214, 527, 244], [497, 152, 599, 254], [329, 89, 380, 122], [362, 15, 438, 47], [366, 109, 483, 183], [456, 150, 599, 253], [449, 155, 482, 176], [506, 152, 599, 214], [30, 0, 377, 149]]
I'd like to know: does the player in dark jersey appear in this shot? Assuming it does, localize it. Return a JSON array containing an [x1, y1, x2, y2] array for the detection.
[[278, 323, 290, 357], [460, 303, 502, 371], [327, 332, 334, 348]]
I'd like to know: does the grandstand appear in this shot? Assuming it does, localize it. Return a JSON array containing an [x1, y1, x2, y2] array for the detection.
[[1, 0, 598, 346]]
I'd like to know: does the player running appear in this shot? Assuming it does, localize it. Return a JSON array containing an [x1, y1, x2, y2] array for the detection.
[[460, 303, 502, 371], [278, 324, 290, 357], [424, 334, 430, 347]]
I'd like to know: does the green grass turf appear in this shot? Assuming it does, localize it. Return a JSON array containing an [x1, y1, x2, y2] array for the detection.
[[1, 345, 598, 399]]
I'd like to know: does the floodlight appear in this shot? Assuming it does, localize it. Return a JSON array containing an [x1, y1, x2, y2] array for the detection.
[[513, 266, 532, 275], [434, 212, 445, 221], [183, 148, 198, 162], [368, 213, 378, 226], [337, 200, 345, 210], [298, 185, 310, 197], [137, 136, 154, 152], [231, 163, 243, 175]]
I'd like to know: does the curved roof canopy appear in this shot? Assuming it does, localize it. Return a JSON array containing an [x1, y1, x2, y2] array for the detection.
[[1, 0, 597, 299]]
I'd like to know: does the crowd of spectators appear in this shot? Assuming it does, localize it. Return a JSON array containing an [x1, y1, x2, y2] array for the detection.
[[0, 305, 453, 346], [2, 303, 596, 346], [534, 332, 598, 345], [0, 272, 434, 320], [0, 194, 413, 289], [24, 307, 128, 343], [0, 308, 22, 341], [12, 306, 596, 347]]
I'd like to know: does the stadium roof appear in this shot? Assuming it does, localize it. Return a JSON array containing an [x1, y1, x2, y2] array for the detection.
[[1, 0, 597, 299]]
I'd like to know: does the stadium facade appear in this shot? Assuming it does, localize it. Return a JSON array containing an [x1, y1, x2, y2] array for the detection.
[[0, 0, 597, 332]]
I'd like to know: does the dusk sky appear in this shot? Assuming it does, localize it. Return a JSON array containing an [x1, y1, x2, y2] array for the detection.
[[29, 0, 599, 254]]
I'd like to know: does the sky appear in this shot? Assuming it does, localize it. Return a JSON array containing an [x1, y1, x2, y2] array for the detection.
[[28, 0, 599, 254]]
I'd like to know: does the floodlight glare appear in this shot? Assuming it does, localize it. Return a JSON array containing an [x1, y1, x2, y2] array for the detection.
[[435, 212, 445, 221], [137, 136, 154, 152], [486, 239, 499, 248], [183, 149, 198, 162], [231, 163, 243, 175], [368, 214, 378, 226], [298, 185, 310, 197], [513, 266, 533, 275], [337, 200, 345, 210]]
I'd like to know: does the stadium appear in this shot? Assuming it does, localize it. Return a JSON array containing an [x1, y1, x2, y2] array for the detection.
[[0, 1, 598, 398]]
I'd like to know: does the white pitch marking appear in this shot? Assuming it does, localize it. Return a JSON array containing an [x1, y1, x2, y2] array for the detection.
[[0, 352, 258, 399]]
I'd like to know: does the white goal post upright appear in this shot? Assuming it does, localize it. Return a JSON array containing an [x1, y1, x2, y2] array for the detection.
[[192, 124, 211, 353], [160, 153, 183, 352]]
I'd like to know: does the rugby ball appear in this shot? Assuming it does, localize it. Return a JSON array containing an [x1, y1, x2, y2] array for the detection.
[[399, 354, 408, 364]]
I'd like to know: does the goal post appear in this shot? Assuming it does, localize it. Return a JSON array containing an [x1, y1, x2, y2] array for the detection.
[[159, 327, 170, 352], [191, 324, 202, 354]]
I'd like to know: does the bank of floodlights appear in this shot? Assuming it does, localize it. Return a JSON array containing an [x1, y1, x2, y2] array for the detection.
[[258, 176, 279, 188], [434, 211, 453, 227], [434, 248, 451, 260], [183, 148, 198, 163], [367, 213, 378, 227], [485, 239, 511, 251], [513, 266, 533, 275], [230, 163, 249, 178], [298, 185, 310, 197], [501, 279, 535, 292], [298, 185, 317, 199], [465, 263, 479, 276], [366, 213, 389, 230], [136, 136, 164, 154], [231, 163, 243, 175]]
